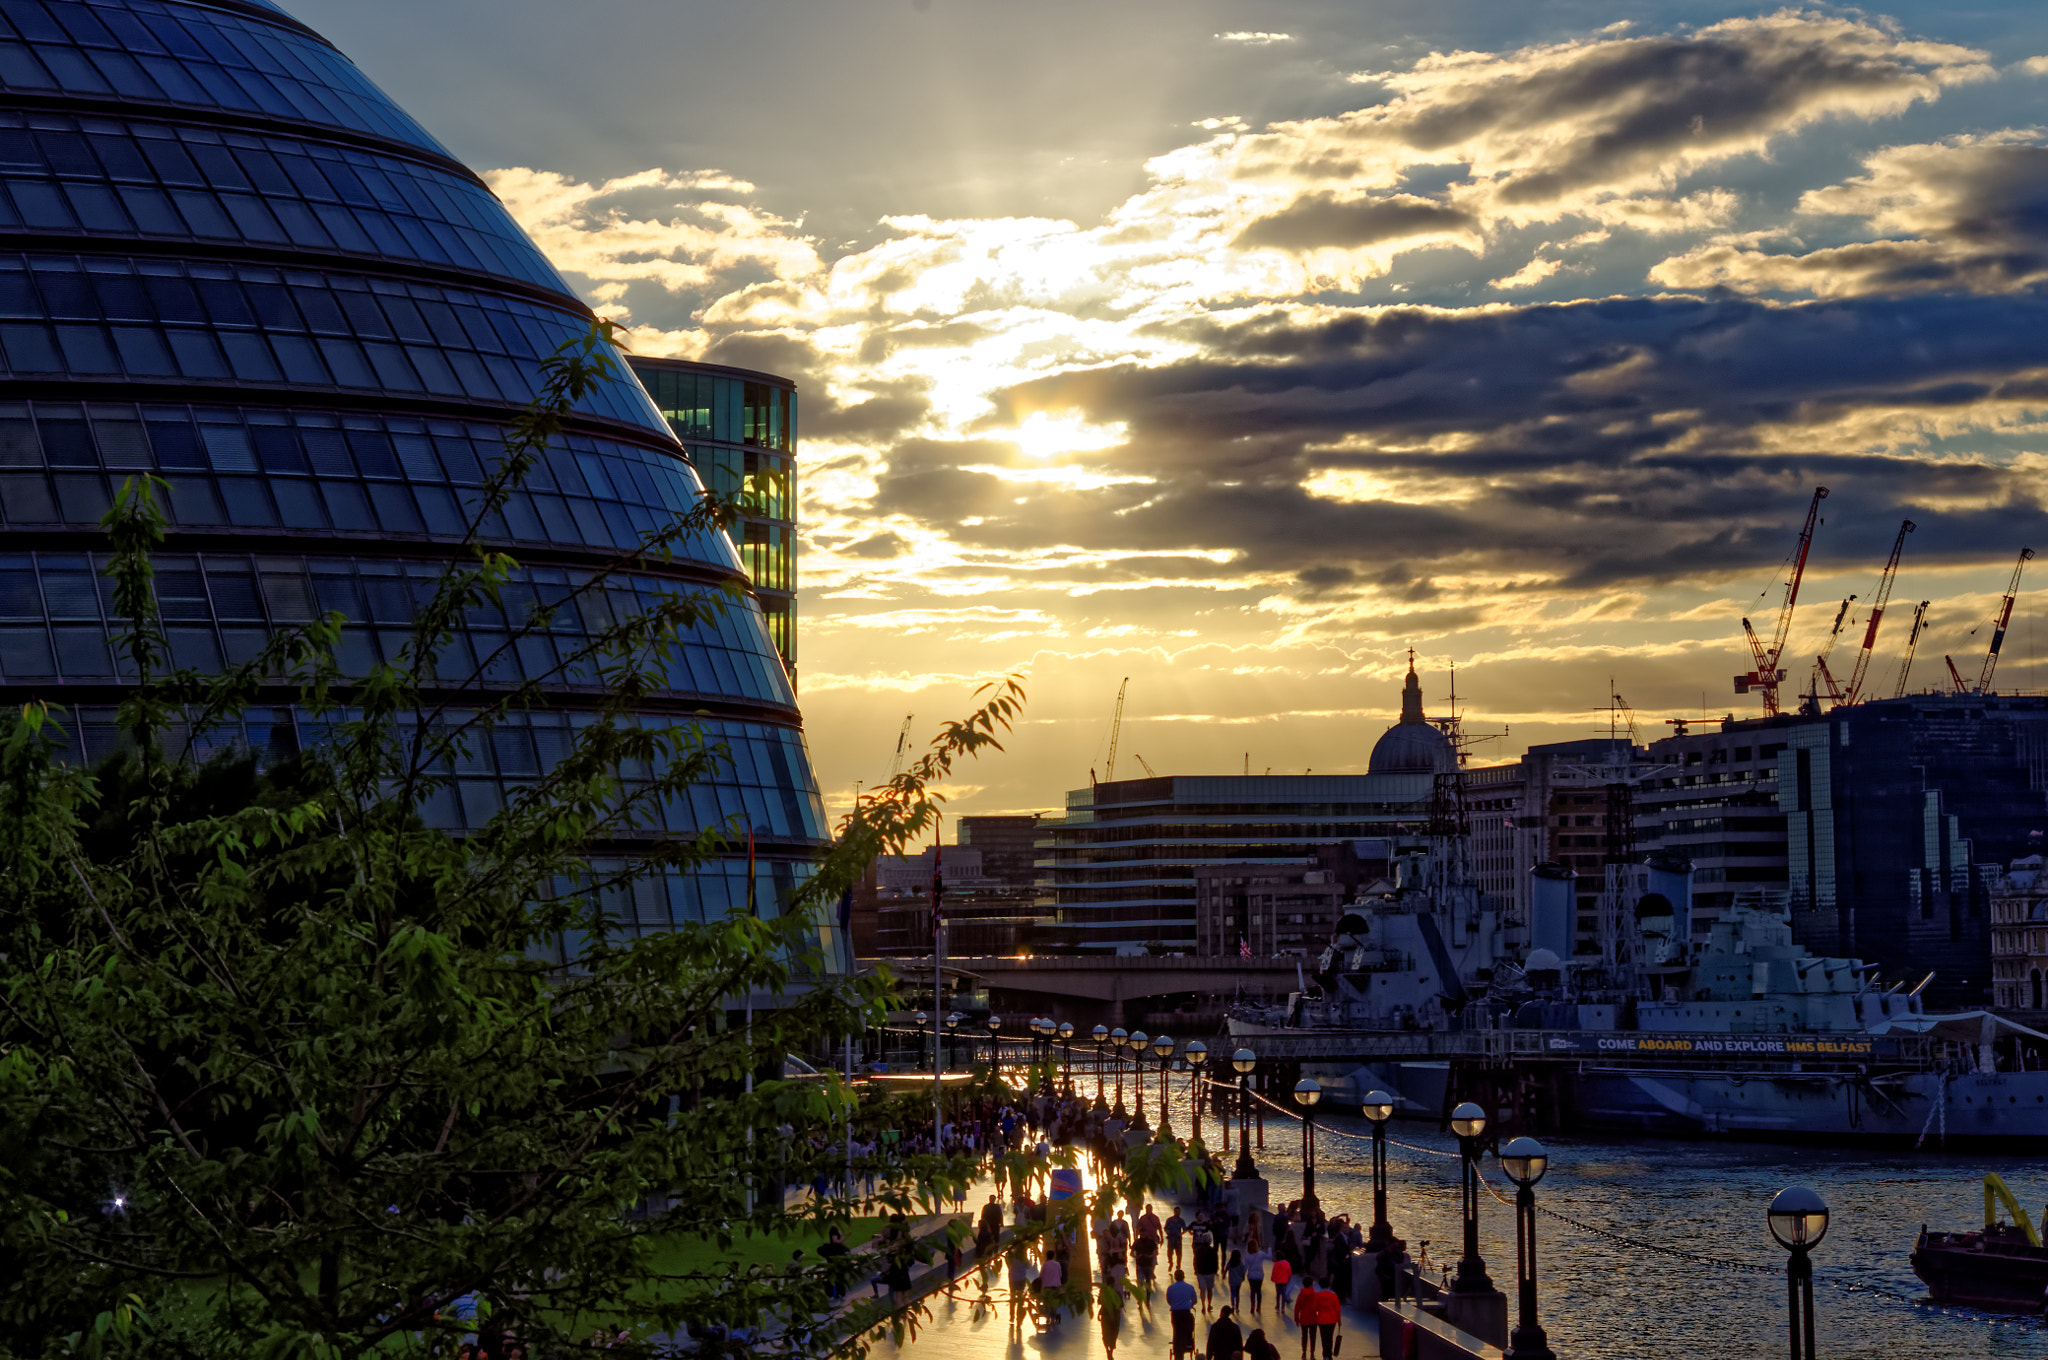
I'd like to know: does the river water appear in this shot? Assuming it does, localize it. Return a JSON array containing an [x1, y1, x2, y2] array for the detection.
[[881, 1082, 2048, 1360]]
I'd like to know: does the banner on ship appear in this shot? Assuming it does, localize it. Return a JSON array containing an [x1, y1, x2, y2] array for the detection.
[[1541, 1033, 1882, 1058]]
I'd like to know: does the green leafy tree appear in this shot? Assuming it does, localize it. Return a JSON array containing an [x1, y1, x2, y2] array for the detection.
[[0, 325, 1039, 1359]]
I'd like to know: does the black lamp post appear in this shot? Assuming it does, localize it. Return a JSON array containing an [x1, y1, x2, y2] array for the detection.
[[912, 1010, 928, 1069], [1499, 1136, 1554, 1360], [1186, 1041, 1208, 1144], [1450, 1101, 1494, 1294], [1058, 1021, 1076, 1094], [945, 1010, 961, 1068], [1293, 1078, 1322, 1211], [1092, 1025, 1110, 1107], [1232, 1047, 1258, 1178], [1111, 1027, 1129, 1117], [1153, 1034, 1176, 1136], [1768, 1187, 1829, 1360], [1362, 1089, 1402, 1251], [1128, 1031, 1151, 1132], [987, 1014, 1001, 1067]]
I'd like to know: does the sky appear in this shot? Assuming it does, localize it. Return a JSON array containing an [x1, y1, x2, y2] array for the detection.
[[291, 0, 2048, 823]]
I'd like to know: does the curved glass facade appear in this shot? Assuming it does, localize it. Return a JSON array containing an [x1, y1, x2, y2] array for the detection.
[[630, 357, 797, 680], [0, 0, 837, 966]]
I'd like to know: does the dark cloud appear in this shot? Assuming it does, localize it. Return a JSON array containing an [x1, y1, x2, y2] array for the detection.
[[844, 532, 908, 558], [1234, 193, 1477, 251], [699, 331, 933, 440], [865, 291, 2048, 594]]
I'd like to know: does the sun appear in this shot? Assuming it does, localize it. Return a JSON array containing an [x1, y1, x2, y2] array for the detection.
[[1008, 410, 1129, 459]]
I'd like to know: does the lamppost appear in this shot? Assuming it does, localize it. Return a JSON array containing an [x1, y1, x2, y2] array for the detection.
[[1232, 1048, 1259, 1179], [1092, 1025, 1110, 1105], [1027, 1018, 1045, 1082], [912, 1010, 928, 1070], [987, 1014, 1001, 1068], [1499, 1136, 1554, 1360], [1293, 1078, 1322, 1211], [1110, 1027, 1129, 1116], [1152, 1033, 1176, 1136], [945, 1011, 961, 1069], [1185, 1041, 1208, 1144], [1058, 1021, 1076, 1094], [1362, 1089, 1403, 1265], [1450, 1101, 1494, 1295], [1127, 1032, 1151, 1131], [1768, 1187, 1829, 1360]]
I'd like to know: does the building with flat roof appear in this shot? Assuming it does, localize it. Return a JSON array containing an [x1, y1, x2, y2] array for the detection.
[[0, 0, 834, 965], [629, 357, 796, 679]]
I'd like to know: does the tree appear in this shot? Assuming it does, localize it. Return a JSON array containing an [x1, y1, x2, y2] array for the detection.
[[0, 324, 1031, 1359]]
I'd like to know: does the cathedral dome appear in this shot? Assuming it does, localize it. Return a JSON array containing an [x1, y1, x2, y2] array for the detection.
[[1367, 661, 1457, 775]]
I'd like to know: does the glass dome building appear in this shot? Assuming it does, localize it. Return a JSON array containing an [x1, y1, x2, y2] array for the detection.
[[0, 0, 837, 967]]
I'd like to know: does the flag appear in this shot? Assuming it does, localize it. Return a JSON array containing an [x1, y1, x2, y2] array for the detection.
[[1504, 816, 1517, 829], [1239, 936, 1252, 960], [930, 842, 944, 942], [745, 823, 757, 917]]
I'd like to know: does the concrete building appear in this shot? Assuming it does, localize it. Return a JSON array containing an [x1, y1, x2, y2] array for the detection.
[[1991, 856, 2048, 1016], [1193, 842, 1394, 956], [958, 814, 1045, 890]]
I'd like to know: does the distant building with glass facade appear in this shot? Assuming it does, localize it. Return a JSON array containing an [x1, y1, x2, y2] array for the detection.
[[0, 0, 839, 969], [628, 357, 796, 680]]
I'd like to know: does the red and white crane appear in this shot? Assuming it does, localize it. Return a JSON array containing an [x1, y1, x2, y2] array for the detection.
[[1976, 548, 2035, 693], [1842, 519, 1915, 706], [1736, 486, 1828, 716]]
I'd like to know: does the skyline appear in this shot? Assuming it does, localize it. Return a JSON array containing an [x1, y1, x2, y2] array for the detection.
[[292, 0, 2048, 820]]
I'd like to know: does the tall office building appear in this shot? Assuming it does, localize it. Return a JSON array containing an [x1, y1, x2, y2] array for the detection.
[[629, 357, 796, 679], [0, 0, 836, 966]]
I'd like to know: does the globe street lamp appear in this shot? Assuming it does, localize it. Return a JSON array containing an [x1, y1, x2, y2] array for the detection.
[[912, 1010, 928, 1070], [1152, 1033, 1176, 1135], [1058, 1021, 1076, 1094], [1499, 1136, 1555, 1360], [1293, 1078, 1323, 1212], [1361, 1089, 1405, 1286], [1185, 1041, 1208, 1143], [986, 1014, 1001, 1067], [945, 1010, 961, 1068], [1092, 1024, 1110, 1105], [1110, 1027, 1129, 1116], [1128, 1032, 1151, 1131], [1449, 1101, 1494, 1295], [1232, 1048, 1259, 1179], [1769, 1187, 1829, 1360]]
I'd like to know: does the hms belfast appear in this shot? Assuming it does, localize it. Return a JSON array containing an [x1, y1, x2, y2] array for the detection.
[[1226, 491, 2048, 1144]]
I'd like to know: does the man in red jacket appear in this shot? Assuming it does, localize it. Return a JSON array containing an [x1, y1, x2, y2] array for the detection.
[[1292, 1281, 1318, 1360], [1311, 1281, 1341, 1359]]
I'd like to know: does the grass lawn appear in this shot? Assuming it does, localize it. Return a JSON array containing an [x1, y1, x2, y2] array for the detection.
[[648, 1216, 891, 1278]]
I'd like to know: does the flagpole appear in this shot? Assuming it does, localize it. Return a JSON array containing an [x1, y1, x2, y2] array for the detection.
[[745, 823, 756, 1214], [932, 840, 944, 1158]]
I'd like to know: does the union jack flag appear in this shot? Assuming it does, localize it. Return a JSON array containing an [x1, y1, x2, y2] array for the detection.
[[1239, 936, 1252, 959]]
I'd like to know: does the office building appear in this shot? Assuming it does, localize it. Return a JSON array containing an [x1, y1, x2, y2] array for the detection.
[[0, 0, 834, 965], [629, 357, 796, 678]]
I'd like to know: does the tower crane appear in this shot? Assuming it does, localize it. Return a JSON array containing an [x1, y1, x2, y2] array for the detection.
[[1843, 520, 1915, 706], [1945, 655, 1968, 695], [1977, 548, 2036, 692], [1890, 601, 1931, 699], [1808, 595, 1857, 709], [1134, 753, 1158, 778], [887, 713, 915, 779], [1103, 677, 1129, 783], [1737, 486, 1828, 716]]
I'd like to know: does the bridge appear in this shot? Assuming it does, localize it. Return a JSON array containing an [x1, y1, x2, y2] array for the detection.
[[865, 953, 1310, 1024]]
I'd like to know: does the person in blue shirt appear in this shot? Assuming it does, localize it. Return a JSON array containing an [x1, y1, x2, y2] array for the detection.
[[1167, 1268, 1199, 1359]]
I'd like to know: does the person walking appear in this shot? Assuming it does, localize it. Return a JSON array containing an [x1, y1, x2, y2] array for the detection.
[[1166, 1207, 1188, 1270], [1192, 1218, 1220, 1313], [1226, 1248, 1246, 1310], [1245, 1245, 1270, 1315], [1206, 1304, 1246, 1360], [1292, 1279, 1318, 1360], [1271, 1254, 1293, 1316], [1166, 1269, 1198, 1360], [1245, 1326, 1282, 1360], [1099, 1281, 1125, 1358], [1007, 1248, 1035, 1334], [1311, 1281, 1342, 1359]]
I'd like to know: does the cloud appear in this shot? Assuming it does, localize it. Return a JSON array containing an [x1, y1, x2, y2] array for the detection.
[[1218, 32, 1293, 44], [1650, 131, 2048, 295], [1491, 257, 1562, 289], [1234, 193, 1481, 252]]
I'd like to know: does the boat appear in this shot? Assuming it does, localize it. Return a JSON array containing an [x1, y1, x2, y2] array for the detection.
[[1227, 844, 2048, 1143], [1911, 1174, 2048, 1313]]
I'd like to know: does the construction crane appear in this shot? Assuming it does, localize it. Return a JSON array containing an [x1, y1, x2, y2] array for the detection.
[[1134, 753, 1158, 778], [1891, 600, 1931, 698], [887, 713, 914, 779], [1103, 677, 1129, 783], [1945, 655, 1968, 694], [1812, 654, 1846, 709], [1737, 486, 1828, 716], [1977, 548, 2036, 692], [1606, 686, 1641, 744], [1844, 520, 1915, 706], [1806, 594, 1857, 711]]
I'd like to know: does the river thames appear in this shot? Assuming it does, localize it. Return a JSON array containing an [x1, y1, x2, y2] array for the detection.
[[874, 1089, 2048, 1360]]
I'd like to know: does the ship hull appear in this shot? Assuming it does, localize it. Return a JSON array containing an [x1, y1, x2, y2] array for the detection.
[[1912, 1230, 2048, 1312]]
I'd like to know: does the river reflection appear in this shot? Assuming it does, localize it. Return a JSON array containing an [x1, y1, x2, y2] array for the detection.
[[889, 1083, 2048, 1359]]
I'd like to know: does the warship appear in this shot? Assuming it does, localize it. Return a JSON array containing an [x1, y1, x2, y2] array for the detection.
[[1227, 844, 2048, 1144]]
